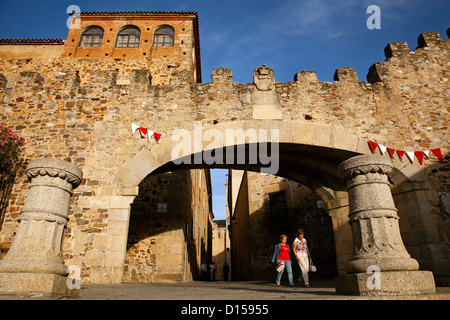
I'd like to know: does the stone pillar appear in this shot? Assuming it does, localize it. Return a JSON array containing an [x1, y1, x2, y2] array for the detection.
[[335, 154, 435, 295], [0, 158, 82, 296]]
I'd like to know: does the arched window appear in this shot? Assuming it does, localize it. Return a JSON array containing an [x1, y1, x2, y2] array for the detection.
[[153, 25, 175, 47], [79, 26, 104, 47], [116, 25, 141, 48]]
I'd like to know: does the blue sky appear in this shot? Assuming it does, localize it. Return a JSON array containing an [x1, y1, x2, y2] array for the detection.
[[0, 0, 448, 219]]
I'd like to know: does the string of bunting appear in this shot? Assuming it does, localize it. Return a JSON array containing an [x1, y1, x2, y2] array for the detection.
[[128, 128, 444, 162], [132, 123, 161, 143], [368, 141, 443, 164]]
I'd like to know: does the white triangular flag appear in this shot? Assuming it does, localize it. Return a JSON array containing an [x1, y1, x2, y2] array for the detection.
[[132, 123, 140, 135], [378, 144, 387, 155], [147, 130, 154, 142], [424, 150, 430, 158], [406, 151, 415, 163]]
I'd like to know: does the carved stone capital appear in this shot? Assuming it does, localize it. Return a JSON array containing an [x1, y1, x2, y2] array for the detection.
[[26, 158, 83, 189], [338, 154, 393, 185]]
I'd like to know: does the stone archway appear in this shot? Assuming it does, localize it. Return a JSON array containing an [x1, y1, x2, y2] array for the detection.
[[112, 120, 435, 294], [114, 120, 365, 188], [0, 120, 437, 296], [115, 120, 361, 276]]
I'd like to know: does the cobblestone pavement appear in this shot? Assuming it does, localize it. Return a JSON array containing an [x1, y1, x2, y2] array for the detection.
[[74, 282, 450, 301], [1, 276, 449, 300]]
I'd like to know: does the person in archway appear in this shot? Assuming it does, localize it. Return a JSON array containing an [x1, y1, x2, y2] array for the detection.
[[201, 261, 208, 281], [271, 234, 294, 287], [209, 261, 217, 281], [222, 262, 230, 281], [293, 229, 311, 287]]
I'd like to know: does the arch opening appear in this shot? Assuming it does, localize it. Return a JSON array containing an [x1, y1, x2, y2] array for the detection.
[[123, 141, 359, 283]]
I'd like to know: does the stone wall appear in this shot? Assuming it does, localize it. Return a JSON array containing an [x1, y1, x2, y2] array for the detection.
[[124, 169, 212, 283], [0, 43, 64, 59], [229, 171, 252, 280], [229, 170, 336, 280], [211, 220, 229, 280], [0, 29, 448, 284]]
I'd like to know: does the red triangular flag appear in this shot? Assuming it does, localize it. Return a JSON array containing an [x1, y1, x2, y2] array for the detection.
[[139, 127, 148, 138], [431, 148, 443, 161], [368, 141, 379, 153], [387, 148, 396, 159], [397, 150, 405, 161], [415, 151, 424, 165], [153, 132, 161, 143]]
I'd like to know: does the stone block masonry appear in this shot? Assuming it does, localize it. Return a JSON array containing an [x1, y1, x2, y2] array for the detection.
[[0, 26, 448, 288]]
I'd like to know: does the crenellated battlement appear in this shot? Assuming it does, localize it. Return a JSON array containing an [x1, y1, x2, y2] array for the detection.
[[0, 29, 447, 153], [0, 30, 448, 94], [368, 30, 450, 83]]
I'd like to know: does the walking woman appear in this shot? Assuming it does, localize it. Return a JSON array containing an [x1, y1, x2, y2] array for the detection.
[[271, 235, 294, 287], [293, 229, 311, 287]]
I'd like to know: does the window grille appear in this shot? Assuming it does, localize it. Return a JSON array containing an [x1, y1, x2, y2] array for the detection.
[[116, 26, 141, 48], [153, 25, 175, 47], [79, 26, 104, 47]]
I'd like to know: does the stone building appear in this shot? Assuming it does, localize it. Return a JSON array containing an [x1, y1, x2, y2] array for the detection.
[[123, 169, 212, 283], [0, 10, 448, 296], [0, 11, 212, 287], [228, 170, 336, 281], [211, 219, 230, 280]]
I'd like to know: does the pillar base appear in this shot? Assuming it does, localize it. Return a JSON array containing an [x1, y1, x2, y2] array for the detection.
[[0, 273, 79, 297], [346, 257, 419, 274], [335, 271, 436, 296]]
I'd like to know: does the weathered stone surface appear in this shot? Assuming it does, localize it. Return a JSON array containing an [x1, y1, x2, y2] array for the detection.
[[0, 159, 82, 295], [0, 13, 448, 291], [335, 270, 435, 296], [252, 65, 282, 119], [337, 154, 435, 295], [338, 155, 419, 272]]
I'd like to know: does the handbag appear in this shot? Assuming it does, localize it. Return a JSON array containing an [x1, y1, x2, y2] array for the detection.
[[276, 261, 285, 272], [309, 259, 317, 272]]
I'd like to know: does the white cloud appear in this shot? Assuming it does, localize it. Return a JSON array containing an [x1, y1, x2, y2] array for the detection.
[[273, 0, 362, 38], [262, 0, 422, 39]]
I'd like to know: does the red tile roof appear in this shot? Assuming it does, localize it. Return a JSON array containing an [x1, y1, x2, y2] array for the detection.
[[81, 11, 198, 17], [0, 39, 64, 45]]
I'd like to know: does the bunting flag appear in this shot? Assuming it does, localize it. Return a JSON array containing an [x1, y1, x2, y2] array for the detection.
[[147, 130, 154, 142], [153, 132, 162, 143], [397, 150, 405, 161], [378, 144, 387, 155], [431, 148, 443, 161], [367, 141, 443, 164], [132, 123, 140, 135], [415, 151, 424, 165], [132, 123, 162, 143], [139, 127, 148, 138], [406, 151, 415, 163], [368, 141, 379, 153], [387, 148, 396, 159]]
